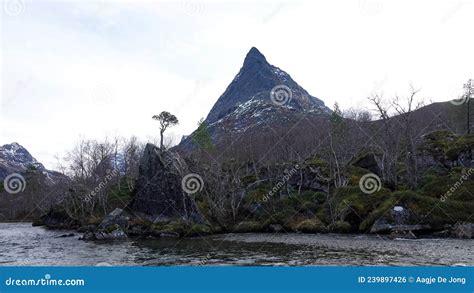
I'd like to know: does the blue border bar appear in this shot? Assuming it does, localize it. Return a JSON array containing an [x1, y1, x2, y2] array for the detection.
[[0, 267, 472, 292]]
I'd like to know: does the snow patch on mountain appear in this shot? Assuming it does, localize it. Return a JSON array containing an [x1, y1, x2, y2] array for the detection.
[[0, 143, 65, 183]]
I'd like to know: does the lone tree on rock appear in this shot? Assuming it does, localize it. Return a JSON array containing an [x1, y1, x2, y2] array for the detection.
[[153, 111, 178, 150]]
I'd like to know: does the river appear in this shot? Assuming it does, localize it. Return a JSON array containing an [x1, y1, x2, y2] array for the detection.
[[0, 223, 472, 266]]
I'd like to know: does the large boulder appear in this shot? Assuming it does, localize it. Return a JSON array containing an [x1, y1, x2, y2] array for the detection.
[[351, 152, 383, 176], [81, 208, 129, 241], [451, 223, 474, 239], [129, 144, 203, 223], [370, 205, 431, 234], [287, 158, 330, 193], [419, 131, 474, 168], [34, 208, 79, 229]]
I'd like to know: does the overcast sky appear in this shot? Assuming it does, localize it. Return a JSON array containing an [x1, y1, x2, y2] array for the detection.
[[1, 0, 473, 169]]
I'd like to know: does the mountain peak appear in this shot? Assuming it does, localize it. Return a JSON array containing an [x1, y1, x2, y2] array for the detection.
[[204, 48, 330, 124], [243, 47, 267, 65], [0, 142, 38, 164], [1, 142, 27, 153], [178, 48, 332, 151], [0, 142, 66, 183]]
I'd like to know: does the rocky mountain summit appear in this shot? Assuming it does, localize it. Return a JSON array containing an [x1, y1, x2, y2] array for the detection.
[[179, 47, 331, 149], [206, 47, 330, 124]]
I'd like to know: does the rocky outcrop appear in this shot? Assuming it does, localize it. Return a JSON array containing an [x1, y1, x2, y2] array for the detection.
[[419, 131, 474, 168], [129, 144, 203, 223], [34, 208, 79, 229], [351, 152, 383, 176], [81, 208, 129, 241], [285, 159, 329, 193], [370, 206, 431, 235], [451, 223, 474, 239], [81, 144, 209, 240]]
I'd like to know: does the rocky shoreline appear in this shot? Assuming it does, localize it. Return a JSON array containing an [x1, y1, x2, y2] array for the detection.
[[33, 206, 474, 241]]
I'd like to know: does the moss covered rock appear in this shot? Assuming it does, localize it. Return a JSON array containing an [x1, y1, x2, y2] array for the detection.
[[233, 221, 265, 233], [328, 221, 352, 233], [291, 217, 326, 233]]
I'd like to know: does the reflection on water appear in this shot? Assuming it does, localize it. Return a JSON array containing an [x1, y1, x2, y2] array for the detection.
[[0, 223, 472, 266]]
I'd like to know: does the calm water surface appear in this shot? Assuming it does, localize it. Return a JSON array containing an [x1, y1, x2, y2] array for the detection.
[[0, 223, 472, 266]]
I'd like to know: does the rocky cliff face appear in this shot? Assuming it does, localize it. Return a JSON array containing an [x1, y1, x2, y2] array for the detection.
[[129, 143, 203, 223]]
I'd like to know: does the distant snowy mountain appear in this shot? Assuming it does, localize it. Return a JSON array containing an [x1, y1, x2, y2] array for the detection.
[[178, 47, 331, 150], [0, 142, 64, 183]]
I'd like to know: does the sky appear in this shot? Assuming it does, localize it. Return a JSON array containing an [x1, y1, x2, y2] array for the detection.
[[0, 0, 473, 169]]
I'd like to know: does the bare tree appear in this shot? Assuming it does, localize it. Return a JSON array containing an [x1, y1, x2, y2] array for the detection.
[[368, 93, 400, 188], [391, 85, 423, 189], [343, 107, 373, 122]]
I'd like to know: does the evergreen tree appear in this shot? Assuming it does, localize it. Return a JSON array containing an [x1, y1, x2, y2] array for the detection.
[[192, 118, 214, 151]]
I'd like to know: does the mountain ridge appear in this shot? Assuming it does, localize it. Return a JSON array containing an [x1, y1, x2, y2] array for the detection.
[[0, 142, 64, 183]]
